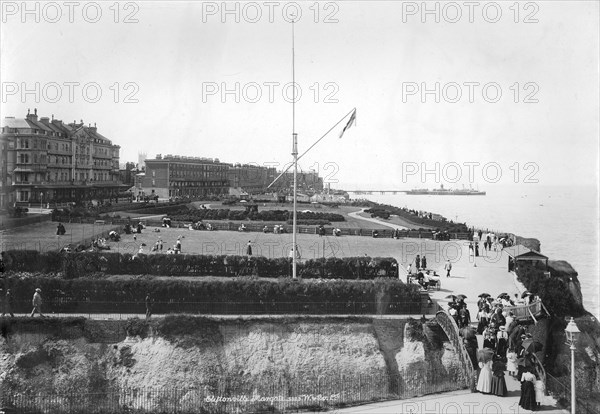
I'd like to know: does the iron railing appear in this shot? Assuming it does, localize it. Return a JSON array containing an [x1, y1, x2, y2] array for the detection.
[[5, 299, 439, 318], [503, 299, 548, 322], [0, 369, 469, 414], [546, 373, 600, 414]]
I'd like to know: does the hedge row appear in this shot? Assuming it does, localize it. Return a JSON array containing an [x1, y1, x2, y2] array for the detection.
[[51, 201, 192, 220], [2, 277, 423, 315], [167, 209, 345, 222], [1, 250, 399, 280]]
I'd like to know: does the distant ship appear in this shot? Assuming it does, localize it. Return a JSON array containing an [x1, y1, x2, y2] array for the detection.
[[406, 184, 486, 196]]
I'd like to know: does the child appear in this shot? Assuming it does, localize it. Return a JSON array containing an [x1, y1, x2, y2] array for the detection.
[[535, 378, 546, 407], [506, 351, 518, 377]]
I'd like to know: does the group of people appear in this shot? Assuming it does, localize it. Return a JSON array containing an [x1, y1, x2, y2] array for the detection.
[[468, 291, 545, 410], [1, 288, 45, 318]]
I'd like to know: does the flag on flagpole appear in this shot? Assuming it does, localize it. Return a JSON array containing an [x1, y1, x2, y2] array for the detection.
[[338, 109, 356, 138]]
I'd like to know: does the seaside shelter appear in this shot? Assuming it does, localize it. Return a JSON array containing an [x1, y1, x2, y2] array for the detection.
[[505, 245, 549, 272]]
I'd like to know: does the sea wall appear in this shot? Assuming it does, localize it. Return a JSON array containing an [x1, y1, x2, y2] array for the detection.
[[0, 316, 468, 413]]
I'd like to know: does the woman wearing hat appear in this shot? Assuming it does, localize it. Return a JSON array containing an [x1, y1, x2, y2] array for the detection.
[[30, 288, 45, 317], [496, 325, 509, 360]]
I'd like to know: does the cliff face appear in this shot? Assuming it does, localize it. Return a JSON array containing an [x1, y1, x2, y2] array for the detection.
[[0, 316, 468, 412]]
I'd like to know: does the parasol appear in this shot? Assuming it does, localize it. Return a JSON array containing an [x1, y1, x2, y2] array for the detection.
[[522, 339, 544, 353], [457, 294, 467, 300], [445, 294, 457, 300], [521, 291, 532, 298], [478, 293, 491, 298]]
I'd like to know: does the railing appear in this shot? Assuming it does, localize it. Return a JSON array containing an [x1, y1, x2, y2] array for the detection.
[[546, 373, 600, 414], [503, 299, 547, 322], [435, 310, 476, 390], [5, 300, 439, 317], [530, 352, 546, 395], [0, 370, 467, 414]]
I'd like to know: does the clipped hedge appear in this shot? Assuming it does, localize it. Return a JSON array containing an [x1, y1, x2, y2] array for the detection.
[[167, 209, 345, 222], [2, 250, 398, 280], [3, 277, 423, 315]]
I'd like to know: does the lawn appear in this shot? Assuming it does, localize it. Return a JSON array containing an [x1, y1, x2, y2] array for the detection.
[[1, 215, 457, 272], [97, 226, 454, 272], [1, 221, 118, 252]]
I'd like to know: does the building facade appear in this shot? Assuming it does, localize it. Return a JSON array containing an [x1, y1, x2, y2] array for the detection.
[[227, 163, 277, 194], [0, 109, 124, 209], [140, 154, 229, 199]]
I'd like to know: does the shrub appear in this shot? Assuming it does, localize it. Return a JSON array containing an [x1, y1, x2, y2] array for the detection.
[[2, 277, 423, 315], [1, 251, 399, 280]]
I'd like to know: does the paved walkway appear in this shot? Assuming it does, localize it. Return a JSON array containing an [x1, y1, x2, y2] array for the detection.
[[330, 375, 568, 413], [325, 230, 568, 413]]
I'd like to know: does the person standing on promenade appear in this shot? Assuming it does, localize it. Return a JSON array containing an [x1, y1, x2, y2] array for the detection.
[[246, 240, 253, 256], [490, 359, 508, 397], [415, 255, 421, 270], [476, 358, 493, 394], [444, 260, 452, 277], [145, 292, 153, 320], [30, 288, 45, 317], [3, 289, 15, 317], [421, 255, 427, 269]]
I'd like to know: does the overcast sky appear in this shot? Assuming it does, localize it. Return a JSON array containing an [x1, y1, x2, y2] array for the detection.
[[1, 1, 598, 189]]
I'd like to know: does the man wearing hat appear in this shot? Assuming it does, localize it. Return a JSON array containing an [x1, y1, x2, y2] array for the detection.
[[30, 288, 45, 317]]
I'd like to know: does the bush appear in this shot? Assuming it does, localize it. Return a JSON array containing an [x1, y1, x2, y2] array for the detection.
[[2, 251, 399, 280], [3, 277, 423, 315], [165, 208, 345, 223]]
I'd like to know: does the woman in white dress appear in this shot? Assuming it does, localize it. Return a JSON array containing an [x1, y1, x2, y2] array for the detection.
[[476, 359, 493, 394]]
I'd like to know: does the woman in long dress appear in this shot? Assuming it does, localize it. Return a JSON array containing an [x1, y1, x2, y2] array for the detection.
[[490, 360, 508, 397], [519, 368, 537, 410], [476, 360, 493, 394], [477, 305, 490, 334]]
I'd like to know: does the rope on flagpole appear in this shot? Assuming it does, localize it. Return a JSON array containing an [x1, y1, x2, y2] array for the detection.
[[267, 107, 356, 189]]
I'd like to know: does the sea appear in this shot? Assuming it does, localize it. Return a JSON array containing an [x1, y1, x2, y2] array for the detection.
[[358, 184, 599, 318]]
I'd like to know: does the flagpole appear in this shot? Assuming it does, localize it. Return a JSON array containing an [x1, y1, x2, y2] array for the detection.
[[267, 107, 356, 189], [292, 18, 298, 280]]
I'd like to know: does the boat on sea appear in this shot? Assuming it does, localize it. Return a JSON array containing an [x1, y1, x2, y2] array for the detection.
[[406, 184, 486, 196]]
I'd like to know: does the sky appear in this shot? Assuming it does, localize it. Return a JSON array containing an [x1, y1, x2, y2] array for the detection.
[[1, 0, 599, 190]]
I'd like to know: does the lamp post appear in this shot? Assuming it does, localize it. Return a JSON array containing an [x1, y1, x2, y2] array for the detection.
[[565, 317, 580, 414]]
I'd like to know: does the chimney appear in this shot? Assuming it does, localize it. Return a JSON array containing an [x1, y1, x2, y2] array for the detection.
[[52, 114, 54, 121], [26, 108, 38, 121], [34, 108, 37, 116], [40, 117, 50, 124]]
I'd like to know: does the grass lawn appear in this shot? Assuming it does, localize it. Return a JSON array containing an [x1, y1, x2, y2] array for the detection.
[[1, 221, 118, 252], [101, 226, 454, 271], [1, 212, 456, 272], [127, 201, 393, 231], [356, 212, 436, 230]]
